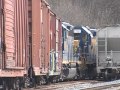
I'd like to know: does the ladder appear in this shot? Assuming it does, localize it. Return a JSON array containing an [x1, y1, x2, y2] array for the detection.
[[98, 30, 113, 67], [97, 30, 108, 66]]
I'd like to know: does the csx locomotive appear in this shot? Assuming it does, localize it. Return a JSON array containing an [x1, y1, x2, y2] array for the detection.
[[61, 24, 97, 80]]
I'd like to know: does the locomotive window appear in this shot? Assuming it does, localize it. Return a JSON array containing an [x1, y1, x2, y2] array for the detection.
[[74, 33, 80, 40]]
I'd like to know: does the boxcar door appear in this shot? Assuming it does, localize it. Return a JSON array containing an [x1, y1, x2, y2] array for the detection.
[[49, 11, 56, 73], [2, 0, 27, 69], [40, 1, 49, 74]]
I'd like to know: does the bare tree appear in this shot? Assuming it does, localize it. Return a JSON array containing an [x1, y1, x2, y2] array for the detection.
[[46, 0, 120, 28]]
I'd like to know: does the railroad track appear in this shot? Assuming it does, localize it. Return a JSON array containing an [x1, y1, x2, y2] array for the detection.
[[81, 80, 120, 90], [55, 80, 120, 90], [25, 80, 120, 90], [23, 80, 102, 90], [85, 84, 120, 90]]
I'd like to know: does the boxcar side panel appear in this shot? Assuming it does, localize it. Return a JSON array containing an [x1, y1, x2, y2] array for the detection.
[[2, 0, 28, 69], [41, 1, 50, 74], [14, 0, 27, 68], [49, 11, 57, 74], [0, 0, 28, 77], [4, 0, 16, 68], [24, 0, 29, 70], [31, 0, 41, 75]]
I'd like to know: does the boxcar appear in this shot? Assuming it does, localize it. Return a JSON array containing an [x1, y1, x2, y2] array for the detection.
[[0, 0, 28, 89], [27, 0, 63, 85], [27, 0, 50, 85], [0, 0, 63, 89], [49, 10, 63, 82], [28, 0, 42, 76]]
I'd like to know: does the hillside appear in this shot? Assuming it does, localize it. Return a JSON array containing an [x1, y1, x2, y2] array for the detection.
[[46, 0, 120, 28]]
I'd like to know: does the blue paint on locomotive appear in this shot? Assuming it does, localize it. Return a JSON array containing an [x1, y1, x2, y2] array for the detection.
[[74, 26, 93, 56]]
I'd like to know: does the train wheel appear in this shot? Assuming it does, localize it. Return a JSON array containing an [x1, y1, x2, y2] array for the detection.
[[104, 71, 108, 81], [52, 78, 56, 83], [13, 78, 21, 90], [104, 70, 112, 81], [40, 76, 47, 85], [56, 76, 59, 83], [59, 74, 64, 82], [112, 70, 118, 80], [2, 81, 8, 90], [112, 73, 118, 80], [74, 74, 78, 80], [59, 76, 64, 82], [57, 77, 60, 83], [24, 76, 30, 88], [114, 75, 117, 80], [39, 80, 42, 85]]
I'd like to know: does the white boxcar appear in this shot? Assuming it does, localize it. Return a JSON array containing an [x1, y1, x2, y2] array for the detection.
[[96, 26, 120, 80]]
